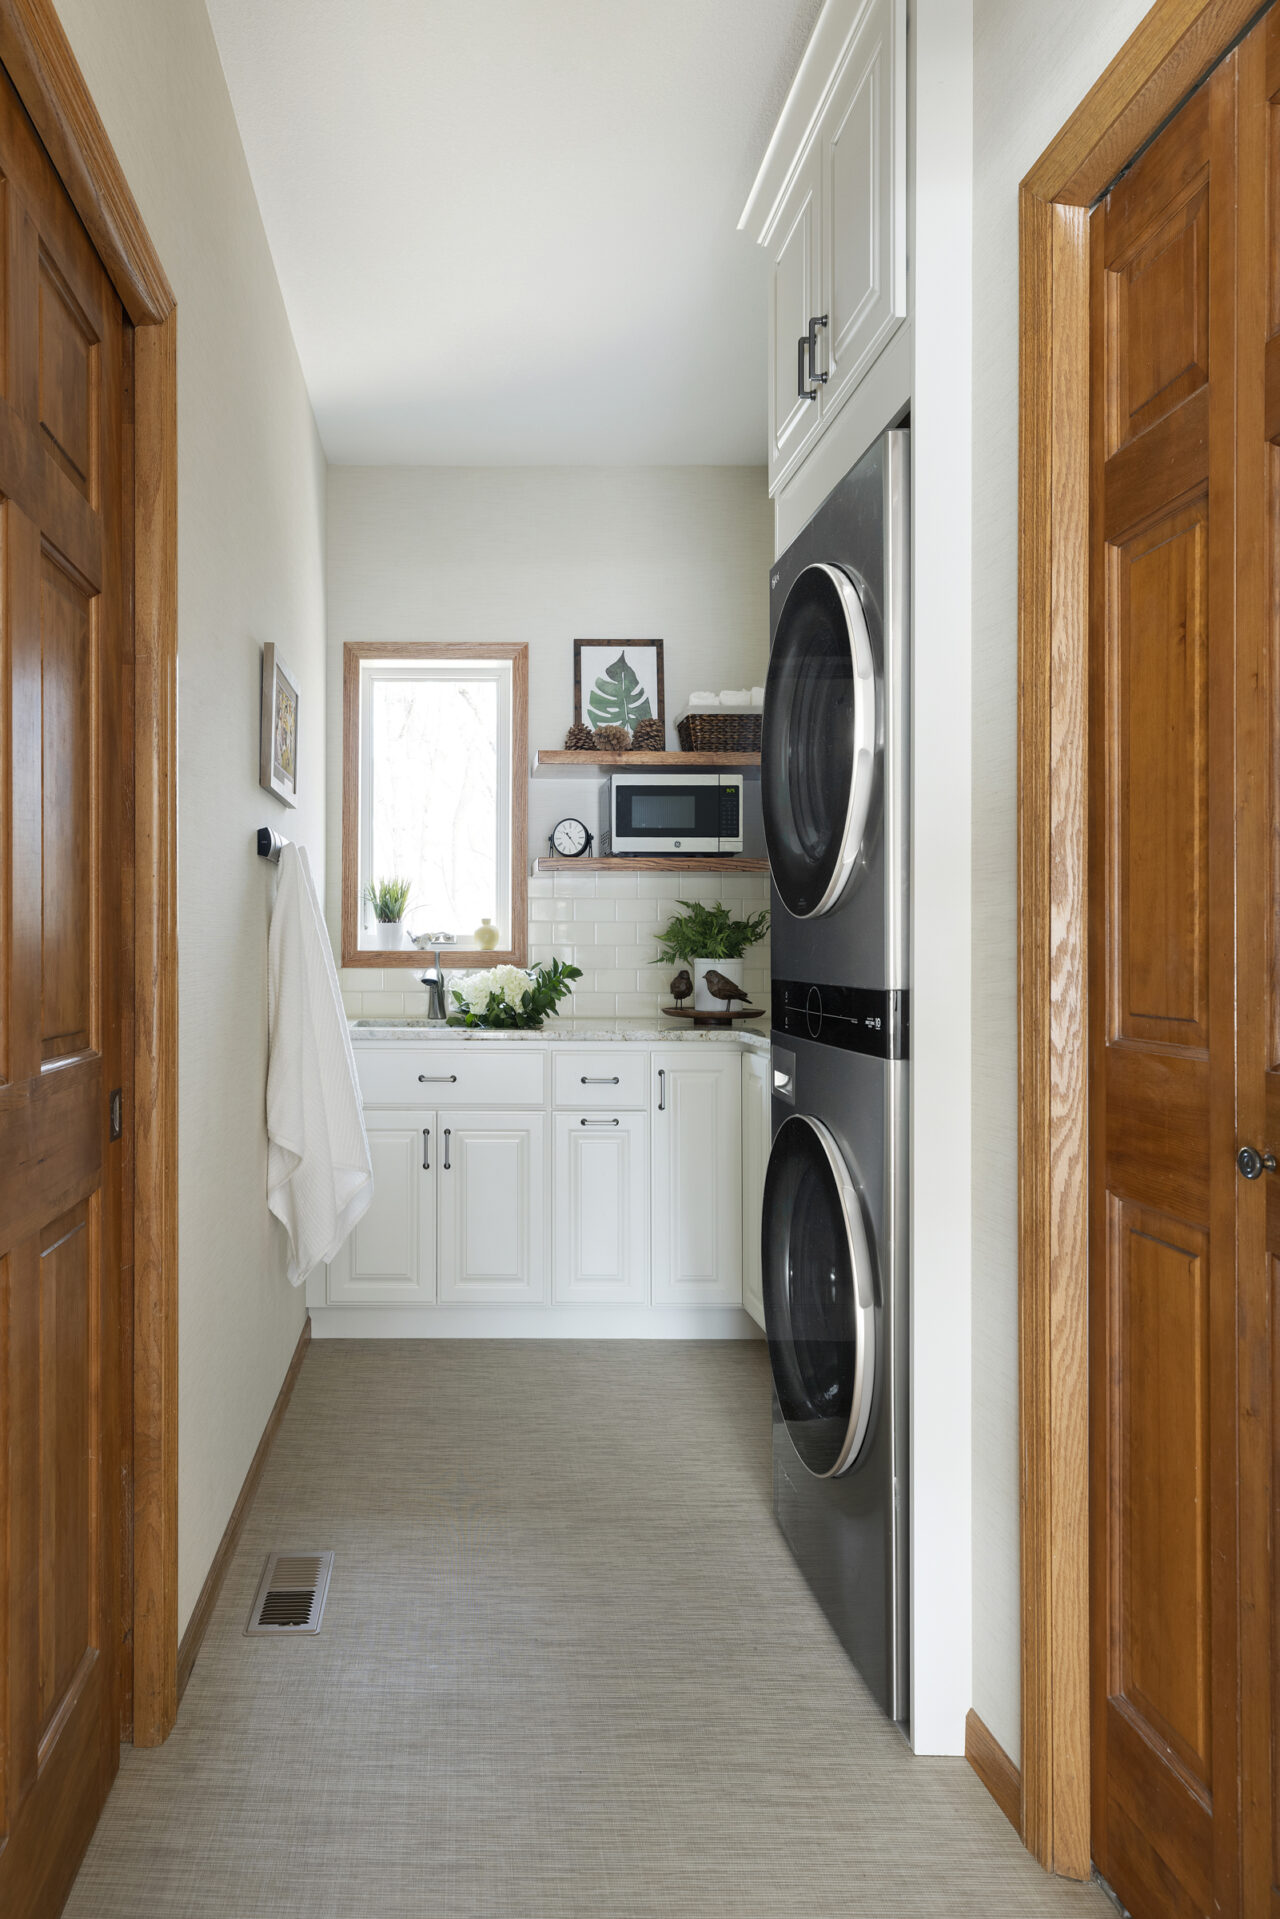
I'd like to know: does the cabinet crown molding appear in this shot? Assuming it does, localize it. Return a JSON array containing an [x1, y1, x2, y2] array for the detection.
[[739, 0, 883, 243]]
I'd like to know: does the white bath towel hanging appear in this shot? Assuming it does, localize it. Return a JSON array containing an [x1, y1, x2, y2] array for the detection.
[[266, 842, 372, 1284]]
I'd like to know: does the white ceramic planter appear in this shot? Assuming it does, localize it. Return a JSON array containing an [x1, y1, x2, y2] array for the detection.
[[693, 956, 748, 1013], [370, 921, 408, 952]]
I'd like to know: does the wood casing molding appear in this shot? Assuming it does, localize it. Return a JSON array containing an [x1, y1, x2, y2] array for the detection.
[[0, 0, 179, 1746], [1017, 0, 1258, 1879], [965, 1710, 1022, 1839], [177, 1318, 311, 1699], [340, 640, 530, 970]]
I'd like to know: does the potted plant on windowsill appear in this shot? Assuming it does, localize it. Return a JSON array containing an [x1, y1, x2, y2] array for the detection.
[[654, 900, 769, 1014], [365, 875, 412, 951]]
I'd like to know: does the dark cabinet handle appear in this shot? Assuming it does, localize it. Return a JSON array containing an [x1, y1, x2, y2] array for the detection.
[[580, 1118, 620, 1127], [807, 312, 829, 386], [422, 1128, 430, 1171], [443, 1128, 451, 1170], [581, 1075, 620, 1085], [418, 1073, 457, 1083], [658, 1069, 666, 1112], [1237, 1145, 1277, 1180], [797, 334, 817, 403]]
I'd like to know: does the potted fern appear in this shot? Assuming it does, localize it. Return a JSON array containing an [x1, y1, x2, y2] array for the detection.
[[365, 875, 412, 951], [654, 900, 769, 1014]]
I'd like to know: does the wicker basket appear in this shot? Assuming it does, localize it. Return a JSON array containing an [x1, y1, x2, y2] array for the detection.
[[676, 711, 762, 753]]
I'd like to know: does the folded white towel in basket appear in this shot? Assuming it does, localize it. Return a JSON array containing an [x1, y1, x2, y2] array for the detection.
[[266, 843, 373, 1284]]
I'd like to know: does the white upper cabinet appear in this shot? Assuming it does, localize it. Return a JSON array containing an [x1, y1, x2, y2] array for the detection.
[[742, 0, 906, 496]]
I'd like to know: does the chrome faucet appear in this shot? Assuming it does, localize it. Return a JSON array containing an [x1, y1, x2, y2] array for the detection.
[[418, 950, 448, 1021]]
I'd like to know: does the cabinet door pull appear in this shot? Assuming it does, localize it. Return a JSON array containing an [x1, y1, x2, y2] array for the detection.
[[807, 312, 829, 387], [797, 334, 818, 403], [443, 1127, 451, 1170], [580, 1117, 620, 1127], [658, 1068, 666, 1112], [418, 1073, 457, 1083], [422, 1127, 430, 1171], [581, 1075, 620, 1085]]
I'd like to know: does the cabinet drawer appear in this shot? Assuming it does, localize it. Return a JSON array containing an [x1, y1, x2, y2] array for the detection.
[[355, 1046, 547, 1109], [553, 1050, 648, 1109]]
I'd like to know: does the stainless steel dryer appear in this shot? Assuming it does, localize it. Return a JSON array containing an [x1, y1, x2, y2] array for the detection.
[[761, 426, 910, 1728]]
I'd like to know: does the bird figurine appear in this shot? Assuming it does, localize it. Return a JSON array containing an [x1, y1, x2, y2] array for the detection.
[[705, 968, 748, 1009], [669, 969, 693, 1008]]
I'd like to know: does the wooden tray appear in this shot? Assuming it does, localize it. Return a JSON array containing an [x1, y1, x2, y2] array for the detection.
[[662, 1004, 765, 1027]]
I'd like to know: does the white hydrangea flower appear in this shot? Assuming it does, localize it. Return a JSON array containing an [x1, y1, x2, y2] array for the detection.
[[453, 965, 535, 1014]]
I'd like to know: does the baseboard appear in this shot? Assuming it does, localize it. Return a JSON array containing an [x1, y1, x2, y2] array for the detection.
[[176, 1314, 312, 1698], [307, 1304, 764, 1340], [965, 1709, 1022, 1837]]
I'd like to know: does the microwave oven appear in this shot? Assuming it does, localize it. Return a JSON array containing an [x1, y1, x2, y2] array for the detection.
[[608, 772, 744, 855]]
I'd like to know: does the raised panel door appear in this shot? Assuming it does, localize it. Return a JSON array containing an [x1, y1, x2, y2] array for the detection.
[[325, 1109, 435, 1305], [651, 1052, 741, 1306], [768, 146, 823, 494], [819, 0, 906, 427], [552, 1111, 648, 1304], [741, 1052, 769, 1329], [437, 1112, 545, 1304]]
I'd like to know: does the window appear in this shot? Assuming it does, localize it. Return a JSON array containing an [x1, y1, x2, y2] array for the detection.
[[342, 642, 527, 966]]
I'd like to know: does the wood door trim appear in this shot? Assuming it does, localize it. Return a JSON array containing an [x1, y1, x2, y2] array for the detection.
[[1017, 0, 1255, 1879], [0, 0, 179, 1746], [176, 1318, 310, 1699], [965, 1709, 1022, 1838]]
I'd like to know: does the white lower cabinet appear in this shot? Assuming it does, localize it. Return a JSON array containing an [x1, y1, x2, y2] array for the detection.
[[553, 1111, 649, 1304], [436, 1111, 545, 1303], [651, 1050, 742, 1305], [741, 1052, 770, 1331], [327, 1107, 436, 1304]]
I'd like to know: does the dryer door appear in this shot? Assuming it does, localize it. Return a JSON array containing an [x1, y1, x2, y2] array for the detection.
[[762, 1112, 877, 1478], [762, 562, 878, 919]]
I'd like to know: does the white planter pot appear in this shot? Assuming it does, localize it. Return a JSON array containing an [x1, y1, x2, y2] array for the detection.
[[370, 921, 407, 952], [693, 956, 747, 1013]]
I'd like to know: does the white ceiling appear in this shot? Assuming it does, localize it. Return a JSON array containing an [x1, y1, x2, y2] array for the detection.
[[203, 0, 821, 466]]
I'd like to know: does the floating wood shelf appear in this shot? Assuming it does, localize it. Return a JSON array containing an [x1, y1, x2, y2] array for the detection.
[[535, 856, 769, 875], [533, 749, 760, 778]]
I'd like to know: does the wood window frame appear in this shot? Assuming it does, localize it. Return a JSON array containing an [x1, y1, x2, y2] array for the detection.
[[1017, 0, 1263, 1878], [340, 640, 529, 969], [0, 0, 179, 1746]]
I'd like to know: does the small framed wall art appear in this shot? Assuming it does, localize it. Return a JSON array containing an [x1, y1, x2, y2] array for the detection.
[[574, 638, 665, 734], [259, 642, 299, 807]]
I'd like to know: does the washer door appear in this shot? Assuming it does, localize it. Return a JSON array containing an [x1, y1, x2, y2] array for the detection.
[[762, 1112, 876, 1478], [762, 562, 878, 919]]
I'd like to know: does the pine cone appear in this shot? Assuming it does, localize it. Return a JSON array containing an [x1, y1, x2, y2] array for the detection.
[[631, 717, 665, 751], [592, 724, 632, 753], [563, 721, 595, 750]]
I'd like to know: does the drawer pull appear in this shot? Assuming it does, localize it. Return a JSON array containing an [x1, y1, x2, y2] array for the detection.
[[658, 1068, 666, 1112], [443, 1127, 451, 1170], [580, 1117, 620, 1127], [422, 1127, 430, 1171], [418, 1073, 458, 1083], [581, 1075, 620, 1085]]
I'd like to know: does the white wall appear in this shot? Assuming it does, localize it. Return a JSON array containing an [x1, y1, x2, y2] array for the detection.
[[970, 0, 1153, 1763], [325, 466, 773, 1006], [54, 0, 327, 1632]]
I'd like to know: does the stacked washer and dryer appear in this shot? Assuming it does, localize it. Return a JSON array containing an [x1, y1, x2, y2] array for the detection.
[[760, 428, 910, 1730]]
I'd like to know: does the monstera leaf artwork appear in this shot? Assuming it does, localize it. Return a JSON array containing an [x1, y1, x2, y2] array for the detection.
[[588, 651, 652, 731]]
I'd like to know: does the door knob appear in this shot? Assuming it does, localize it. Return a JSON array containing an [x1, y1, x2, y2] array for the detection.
[[1237, 1145, 1277, 1180]]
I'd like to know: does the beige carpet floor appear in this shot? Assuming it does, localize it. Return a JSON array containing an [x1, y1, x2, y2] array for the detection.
[[66, 1339, 1110, 1918]]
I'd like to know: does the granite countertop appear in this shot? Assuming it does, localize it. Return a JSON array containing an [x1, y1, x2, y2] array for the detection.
[[349, 1015, 770, 1056]]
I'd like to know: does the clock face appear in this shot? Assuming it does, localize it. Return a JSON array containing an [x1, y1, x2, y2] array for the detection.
[[552, 818, 590, 857]]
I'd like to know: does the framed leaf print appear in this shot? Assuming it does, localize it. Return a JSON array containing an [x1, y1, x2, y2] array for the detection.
[[574, 639, 665, 735], [260, 642, 300, 807]]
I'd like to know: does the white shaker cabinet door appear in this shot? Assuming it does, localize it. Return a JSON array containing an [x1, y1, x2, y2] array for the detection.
[[740, 1052, 770, 1331], [553, 1111, 649, 1304], [818, 0, 906, 426], [437, 1111, 546, 1303], [326, 1107, 436, 1305], [651, 1051, 742, 1306], [768, 143, 824, 495]]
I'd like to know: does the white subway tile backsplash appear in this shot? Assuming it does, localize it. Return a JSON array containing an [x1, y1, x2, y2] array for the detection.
[[529, 898, 557, 922], [573, 900, 616, 922]]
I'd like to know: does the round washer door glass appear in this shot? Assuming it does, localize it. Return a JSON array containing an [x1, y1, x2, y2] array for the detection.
[[762, 1112, 876, 1478], [762, 563, 878, 919]]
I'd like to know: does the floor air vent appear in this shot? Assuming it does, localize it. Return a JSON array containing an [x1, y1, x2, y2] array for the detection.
[[245, 1551, 334, 1635]]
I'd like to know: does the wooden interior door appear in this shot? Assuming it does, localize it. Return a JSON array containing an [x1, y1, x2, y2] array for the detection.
[[0, 58, 128, 1919], [1088, 50, 1241, 1919]]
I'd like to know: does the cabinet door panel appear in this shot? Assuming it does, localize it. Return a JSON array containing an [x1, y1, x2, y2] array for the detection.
[[553, 1112, 648, 1303], [820, 0, 906, 424], [769, 147, 824, 494], [438, 1112, 545, 1303], [652, 1052, 742, 1305], [326, 1108, 435, 1304], [741, 1053, 769, 1329]]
